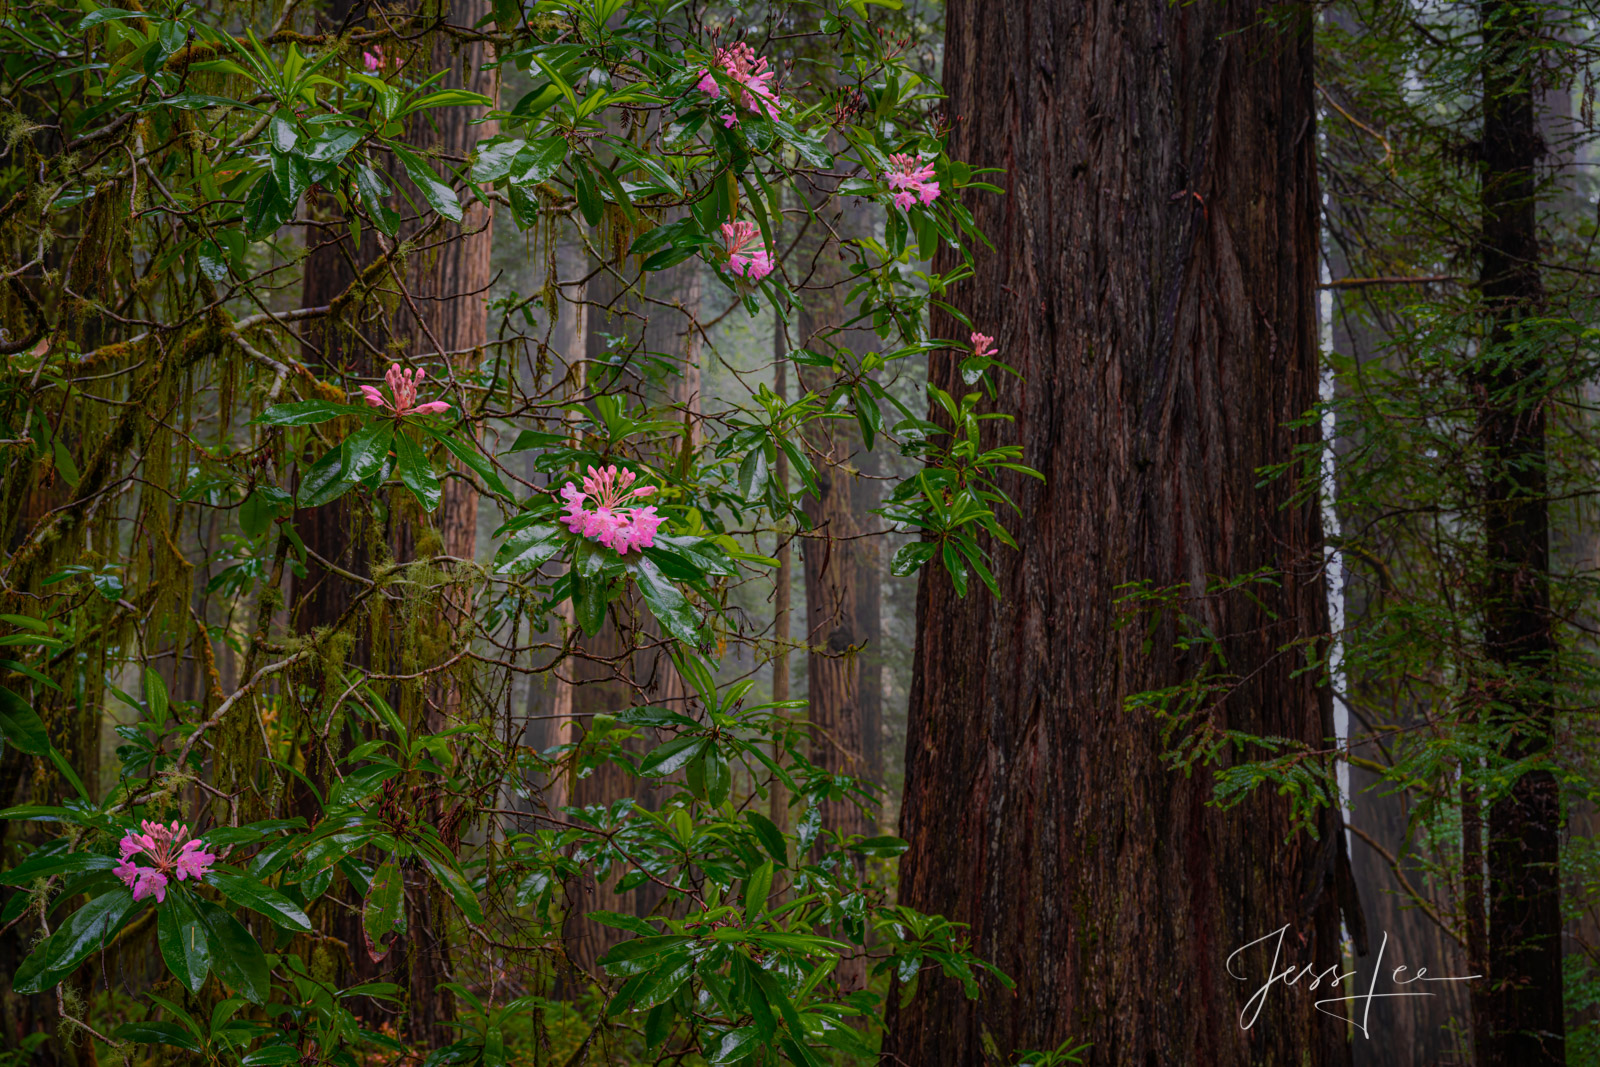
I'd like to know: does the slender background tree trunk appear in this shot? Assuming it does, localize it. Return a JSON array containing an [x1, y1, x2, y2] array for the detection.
[[1470, 2, 1563, 1062]]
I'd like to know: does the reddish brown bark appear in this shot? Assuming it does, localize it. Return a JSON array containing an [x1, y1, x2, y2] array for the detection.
[[884, 2, 1353, 1063]]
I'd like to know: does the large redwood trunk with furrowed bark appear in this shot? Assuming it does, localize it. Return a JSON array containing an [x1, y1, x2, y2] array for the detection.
[[884, 2, 1355, 1064]]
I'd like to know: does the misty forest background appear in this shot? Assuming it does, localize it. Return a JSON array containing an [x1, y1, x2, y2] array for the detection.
[[5, 0, 1600, 1065]]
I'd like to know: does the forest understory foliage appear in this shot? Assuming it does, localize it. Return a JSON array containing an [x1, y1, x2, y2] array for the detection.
[[5, 0, 1600, 1065], [0, 0, 1030, 1062]]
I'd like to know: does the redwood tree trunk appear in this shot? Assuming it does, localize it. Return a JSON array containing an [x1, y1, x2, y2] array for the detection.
[[1469, 2, 1562, 1062], [884, 3, 1351, 1063]]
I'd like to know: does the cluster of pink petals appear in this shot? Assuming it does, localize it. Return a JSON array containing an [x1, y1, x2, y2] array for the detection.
[[358, 363, 452, 418], [114, 820, 217, 904], [720, 221, 775, 282], [885, 153, 940, 210], [695, 42, 781, 127], [362, 47, 385, 72], [561, 465, 663, 555], [971, 332, 997, 360]]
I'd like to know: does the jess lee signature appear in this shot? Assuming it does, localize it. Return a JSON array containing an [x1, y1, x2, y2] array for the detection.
[[1227, 924, 1480, 1038]]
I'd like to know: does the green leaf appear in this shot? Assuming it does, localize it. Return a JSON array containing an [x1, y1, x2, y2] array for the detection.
[[513, 869, 551, 907], [736, 447, 768, 503], [638, 736, 706, 778], [143, 667, 169, 729], [644, 1002, 673, 1050], [296, 442, 351, 509], [628, 216, 703, 258], [494, 524, 565, 575], [0, 685, 50, 756], [744, 810, 788, 867], [853, 384, 881, 449], [472, 137, 525, 183], [192, 896, 269, 1004], [849, 835, 910, 857], [630, 556, 701, 646], [327, 762, 400, 807], [509, 82, 564, 120], [13, 889, 139, 993], [340, 423, 393, 483], [419, 852, 483, 924], [242, 173, 291, 238], [629, 954, 692, 1009], [355, 165, 400, 237], [890, 540, 937, 577], [239, 489, 282, 539], [394, 431, 442, 511], [743, 860, 773, 920], [697, 746, 730, 806], [362, 860, 405, 961], [588, 909, 657, 936], [157, 889, 211, 994], [269, 115, 298, 153], [941, 542, 969, 597], [52, 439, 80, 487], [708, 1026, 761, 1063], [597, 935, 692, 973], [490, 0, 521, 32], [206, 871, 312, 932], [511, 137, 568, 186], [197, 239, 230, 282], [572, 161, 603, 226], [0, 850, 116, 886], [391, 144, 463, 222], [77, 8, 147, 28], [571, 541, 609, 636], [403, 89, 493, 114], [431, 430, 510, 497], [113, 1022, 203, 1053], [253, 401, 362, 426]]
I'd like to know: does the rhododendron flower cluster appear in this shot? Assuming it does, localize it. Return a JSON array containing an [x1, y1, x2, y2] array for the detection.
[[971, 332, 997, 360], [720, 221, 775, 282], [362, 47, 385, 71], [561, 465, 663, 555], [885, 153, 940, 210], [359, 363, 452, 418], [695, 42, 781, 127], [114, 820, 217, 904]]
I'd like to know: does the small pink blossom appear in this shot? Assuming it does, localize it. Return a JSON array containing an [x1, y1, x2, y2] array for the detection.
[[115, 820, 216, 904], [720, 220, 774, 282], [561, 465, 663, 555], [885, 153, 940, 210], [358, 364, 452, 418], [971, 332, 997, 360], [696, 42, 781, 127], [362, 47, 385, 72]]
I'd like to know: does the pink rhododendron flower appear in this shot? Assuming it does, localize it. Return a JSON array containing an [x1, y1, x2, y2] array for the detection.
[[561, 465, 663, 555], [115, 820, 217, 904], [695, 42, 781, 127], [358, 363, 452, 418], [363, 47, 385, 72], [971, 332, 997, 360], [885, 153, 940, 210], [720, 220, 774, 282]]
